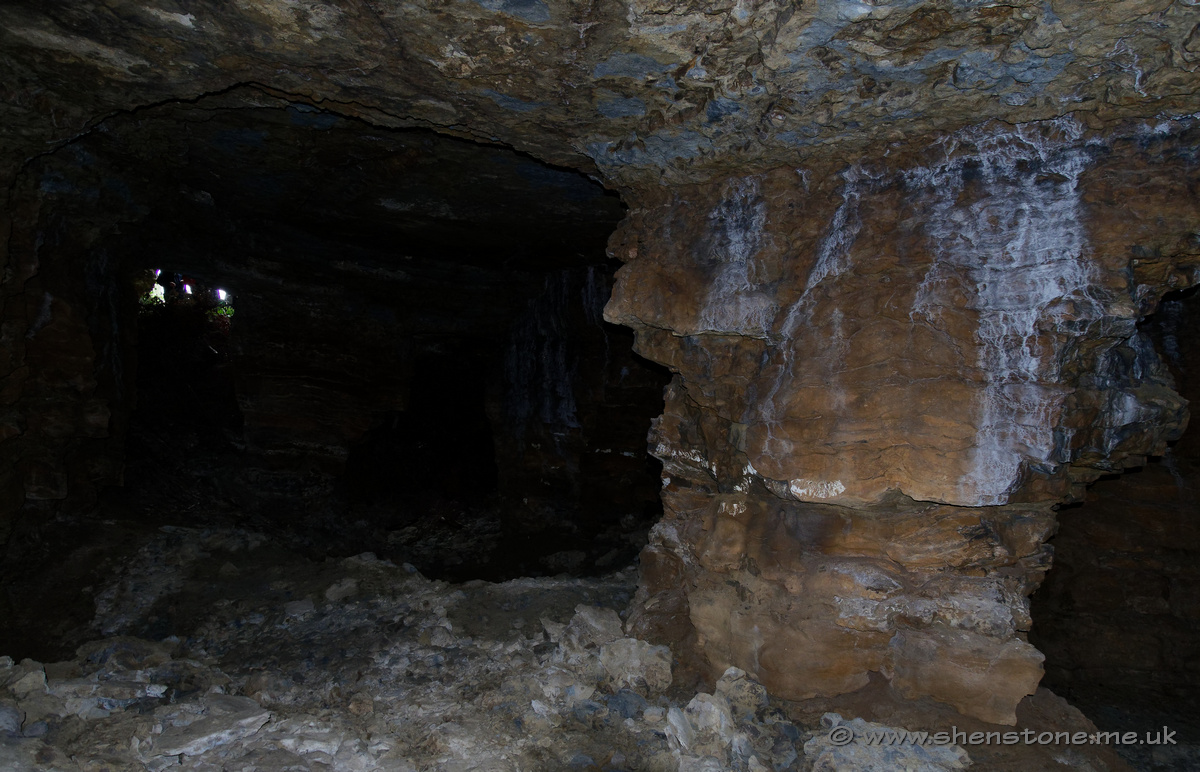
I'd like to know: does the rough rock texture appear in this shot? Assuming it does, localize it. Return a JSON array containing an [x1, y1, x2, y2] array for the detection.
[[1031, 286, 1200, 769], [3, 0, 1200, 735], [0, 529, 802, 771], [0, 524, 1132, 771], [804, 712, 971, 771], [2, 0, 1199, 186], [614, 116, 1200, 723]]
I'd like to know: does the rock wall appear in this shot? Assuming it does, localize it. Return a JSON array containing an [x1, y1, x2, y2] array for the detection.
[[229, 267, 413, 513], [491, 267, 667, 540], [3, 105, 1198, 727], [609, 116, 1200, 724], [0, 147, 145, 546], [1032, 285, 1200, 720]]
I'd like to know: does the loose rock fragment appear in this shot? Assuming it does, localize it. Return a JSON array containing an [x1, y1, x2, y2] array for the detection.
[[804, 713, 972, 772], [599, 638, 672, 695], [149, 694, 271, 757]]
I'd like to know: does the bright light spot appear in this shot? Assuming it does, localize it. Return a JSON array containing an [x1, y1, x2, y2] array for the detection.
[[217, 289, 227, 301], [149, 284, 165, 302], [183, 284, 192, 294], [153, 269, 161, 278]]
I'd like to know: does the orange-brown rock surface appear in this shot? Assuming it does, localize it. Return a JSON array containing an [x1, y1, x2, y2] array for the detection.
[[612, 116, 1200, 723]]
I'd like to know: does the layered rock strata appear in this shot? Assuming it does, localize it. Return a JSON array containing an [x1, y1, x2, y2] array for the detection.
[[612, 116, 1200, 724], [3, 0, 1199, 186]]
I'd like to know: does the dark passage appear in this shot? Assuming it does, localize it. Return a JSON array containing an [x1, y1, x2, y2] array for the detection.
[[344, 352, 501, 512], [117, 275, 243, 518], [1030, 285, 1200, 765], [0, 92, 670, 660]]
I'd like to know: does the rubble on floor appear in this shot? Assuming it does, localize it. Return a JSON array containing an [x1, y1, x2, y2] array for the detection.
[[0, 525, 1138, 771]]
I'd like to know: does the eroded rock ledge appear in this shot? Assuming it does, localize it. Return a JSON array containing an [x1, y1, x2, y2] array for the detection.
[[2, 0, 1199, 186], [610, 115, 1200, 724]]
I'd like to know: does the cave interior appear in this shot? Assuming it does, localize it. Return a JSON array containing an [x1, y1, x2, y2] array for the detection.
[[2, 2, 1200, 771], [3, 97, 677, 652]]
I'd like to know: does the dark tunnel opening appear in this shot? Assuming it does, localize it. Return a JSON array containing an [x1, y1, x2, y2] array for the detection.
[[113, 272, 244, 521], [1030, 284, 1200, 761], [343, 350, 501, 513], [0, 97, 673, 661]]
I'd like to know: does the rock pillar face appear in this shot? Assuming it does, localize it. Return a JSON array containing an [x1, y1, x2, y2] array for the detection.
[[608, 117, 1200, 724]]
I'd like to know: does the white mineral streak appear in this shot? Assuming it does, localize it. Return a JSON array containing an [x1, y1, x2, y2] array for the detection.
[[655, 441, 717, 476], [788, 478, 846, 499], [907, 118, 1105, 505], [717, 499, 746, 517], [698, 177, 777, 337], [801, 167, 868, 300], [147, 8, 197, 28], [7, 28, 151, 71], [732, 463, 756, 492], [754, 167, 868, 499]]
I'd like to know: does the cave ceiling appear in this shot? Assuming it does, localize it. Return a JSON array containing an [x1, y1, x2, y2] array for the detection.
[[61, 95, 627, 270], [2, 0, 1198, 189]]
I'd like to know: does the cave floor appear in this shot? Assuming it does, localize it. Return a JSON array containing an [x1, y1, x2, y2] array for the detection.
[[0, 515, 1190, 771]]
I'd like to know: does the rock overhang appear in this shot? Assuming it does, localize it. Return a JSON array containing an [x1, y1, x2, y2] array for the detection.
[[1, 0, 1198, 188], [64, 96, 627, 270]]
